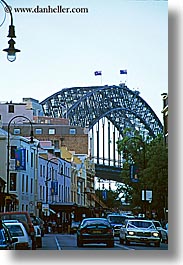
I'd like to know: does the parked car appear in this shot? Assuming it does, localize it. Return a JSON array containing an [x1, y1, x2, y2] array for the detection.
[[152, 220, 168, 243], [77, 218, 114, 248], [70, 221, 80, 234], [0, 211, 36, 249], [107, 214, 135, 236], [0, 220, 18, 250], [3, 220, 32, 250], [119, 219, 161, 247]]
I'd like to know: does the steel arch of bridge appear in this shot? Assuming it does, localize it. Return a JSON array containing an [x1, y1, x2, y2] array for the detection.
[[41, 84, 163, 138]]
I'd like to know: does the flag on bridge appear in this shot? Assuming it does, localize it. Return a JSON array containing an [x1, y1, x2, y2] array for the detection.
[[94, 71, 102, 76], [120, 69, 127, 75]]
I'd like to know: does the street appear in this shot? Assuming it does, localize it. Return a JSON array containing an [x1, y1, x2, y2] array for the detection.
[[40, 233, 168, 251]]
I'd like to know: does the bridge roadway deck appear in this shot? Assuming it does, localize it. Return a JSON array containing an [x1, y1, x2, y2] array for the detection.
[[95, 164, 123, 182]]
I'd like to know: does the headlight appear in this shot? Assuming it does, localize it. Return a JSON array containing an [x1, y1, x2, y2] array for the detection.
[[128, 231, 135, 236], [152, 232, 159, 237]]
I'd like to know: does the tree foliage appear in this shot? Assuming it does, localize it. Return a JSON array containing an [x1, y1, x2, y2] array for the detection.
[[116, 129, 168, 219]]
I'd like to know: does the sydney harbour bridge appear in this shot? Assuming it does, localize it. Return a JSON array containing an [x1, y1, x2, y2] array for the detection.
[[40, 83, 163, 183]]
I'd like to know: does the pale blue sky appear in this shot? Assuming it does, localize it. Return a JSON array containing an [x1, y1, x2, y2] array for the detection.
[[0, 0, 168, 121]]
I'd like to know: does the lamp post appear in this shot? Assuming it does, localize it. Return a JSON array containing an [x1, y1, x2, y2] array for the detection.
[[45, 158, 57, 205], [6, 115, 34, 210], [45, 157, 64, 205], [0, 0, 20, 61]]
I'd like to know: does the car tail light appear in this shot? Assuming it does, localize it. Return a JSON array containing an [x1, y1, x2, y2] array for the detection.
[[80, 229, 87, 234], [106, 228, 113, 234]]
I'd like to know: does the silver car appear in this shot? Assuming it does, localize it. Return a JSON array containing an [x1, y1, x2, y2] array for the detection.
[[152, 220, 168, 243], [119, 219, 161, 247]]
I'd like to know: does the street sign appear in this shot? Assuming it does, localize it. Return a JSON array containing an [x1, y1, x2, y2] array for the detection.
[[142, 190, 152, 201], [42, 203, 50, 216]]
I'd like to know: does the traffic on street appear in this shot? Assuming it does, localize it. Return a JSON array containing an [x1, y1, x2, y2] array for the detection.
[[40, 233, 168, 251]]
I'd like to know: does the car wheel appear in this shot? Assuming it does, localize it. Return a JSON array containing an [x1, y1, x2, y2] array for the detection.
[[120, 237, 124, 244], [154, 241, 160, 247], [125, 238, 130, 245], [38, 240, 42, 248], [107, 242, 114, 248], [32, 242, 36, 250], [77, 239, 83, 247]]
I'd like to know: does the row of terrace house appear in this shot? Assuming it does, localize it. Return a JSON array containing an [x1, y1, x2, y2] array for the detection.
[[0, 99, 99, 223]]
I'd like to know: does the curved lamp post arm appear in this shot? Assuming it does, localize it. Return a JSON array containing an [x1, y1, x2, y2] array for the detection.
[[1, 0, 13, 25], [6, 115, 34, 196], [46, 157, 60, 204]]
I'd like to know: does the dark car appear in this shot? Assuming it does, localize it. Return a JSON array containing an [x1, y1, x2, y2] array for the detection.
[[107, 214, 135, 236], [0, 220, 18, 250], [77, 218, 114, 248]]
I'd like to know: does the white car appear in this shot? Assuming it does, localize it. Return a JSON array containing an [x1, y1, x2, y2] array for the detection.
[[119, 219, 161, 247], [152, 220, 168, 243], [3, 220, 32, 250]]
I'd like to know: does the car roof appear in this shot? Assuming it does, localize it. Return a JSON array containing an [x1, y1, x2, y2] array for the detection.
[[3, 220, 19, 223], [127, 219, 153, 222], [82, 218, 108, 221]]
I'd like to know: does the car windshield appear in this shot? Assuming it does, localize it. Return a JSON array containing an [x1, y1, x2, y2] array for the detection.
[[127, 221, 154, 229], [0, 230, 5, 243], [81, 219, 110, 228], [153, 221, 162, 228], [6, 225, 24, 237], [108, 216, 126, 224]]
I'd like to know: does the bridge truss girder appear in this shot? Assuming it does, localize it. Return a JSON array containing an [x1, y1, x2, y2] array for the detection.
[[41, 84, 163, 138]]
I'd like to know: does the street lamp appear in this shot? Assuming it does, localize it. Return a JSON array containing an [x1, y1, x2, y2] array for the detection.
[[45, 157, 65, 205], [6, 115, 34, 208], [0, 0, 20, 61]]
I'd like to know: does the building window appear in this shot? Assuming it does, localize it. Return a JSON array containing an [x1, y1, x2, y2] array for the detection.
[[48, 128, 55, 135], [69, 128, 76, 135], [40, 186, 42, 200], [22, 174, 24, 192], [35, 128, 42, 135], [10, 173, 16, 191], [13, 128, 20, 135], [8, 104, 14, 113], [10, 146, 17, 159], [40, 164, 42, 177], [43, 186, 45, 201], [43, 165, 45, 178], [26, 175, 28, 193], [31, 178, 33, 193], [31, 153, 33, 167]]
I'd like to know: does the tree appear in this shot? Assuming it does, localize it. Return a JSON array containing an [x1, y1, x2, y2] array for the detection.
[[117, 129, 168, 220], [95, 188, 122, 210]]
